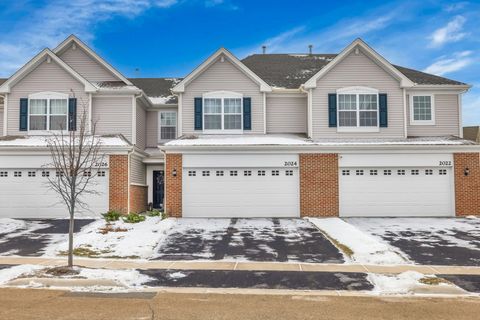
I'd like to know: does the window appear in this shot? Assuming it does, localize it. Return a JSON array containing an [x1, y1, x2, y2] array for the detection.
[[42, 171, 49, 177], [56, 171, 63, 177], [83, 171, 91, 177], [425, 169, 433, 175], [397, 169, 405, 175], [28, 93, 68, 131], [272, 170, 279, 176], [410, 95, 434, 125], [342, 169, 350, 176], [370, 169, 378, 176], [216, 170, 224, 176], [203, 92, 242, 132], [14, 171, 22, 177], [258, 170, 265, 176], [98, 171, 106, 177], [356, 170, 364, 176], [0, 171, 7, 177], [202, 171, 210, 177], [286, 170, 294, 176], [229, 170, 238, 176], [439, 169, 447, 175], [244, 170, 252, 176], [337, 87, 378, 131], [28, 171, 36, 177], [188, 171, 196, 177], [411, 169, 419, 175], [384, 169, 392, 176], [159, 111, 177, 140]]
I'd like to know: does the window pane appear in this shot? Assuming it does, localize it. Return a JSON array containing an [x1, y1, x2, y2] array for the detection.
[[161, 127, 176, 140], [30, 116, 47, 130], [224, 98, 241, 114], [50, 99, 68, 114], [359, 94, 377, 110], [338, 94, 356, 110], [50, 116, 67, 130], [160, 112, 177, 126], [338, 111, 357, 127], [204, 115, 222, 129], [204, 98, 222, 113], [360, 111, 377, 127], [413, 96, 432, 121], [30, 99, 47, 114], [224, 114, 241, 130]]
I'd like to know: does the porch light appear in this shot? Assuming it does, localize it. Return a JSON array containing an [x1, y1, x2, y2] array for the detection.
[[172, 169, 177, 177], [464, 168, 470, 176]]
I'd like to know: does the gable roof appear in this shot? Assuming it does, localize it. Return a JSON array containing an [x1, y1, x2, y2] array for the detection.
[[129, 78, 182, 104], [54, 35, 133, 86], [0, 49, 97, 94], [172, 48, 272, 93]]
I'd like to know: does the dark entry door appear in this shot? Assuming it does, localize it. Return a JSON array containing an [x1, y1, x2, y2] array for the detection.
[[153, 170, 165, 209]]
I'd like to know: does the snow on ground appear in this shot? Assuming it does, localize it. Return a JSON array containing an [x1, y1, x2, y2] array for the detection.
[[0, 219, 26, 236], [367, 271, 455, 295], [307, 218, 408, 265], [0, 265, 43, 285], [50, 217, 175, 259], [76, 267, 153, 290], [347, 217, 480, 252]]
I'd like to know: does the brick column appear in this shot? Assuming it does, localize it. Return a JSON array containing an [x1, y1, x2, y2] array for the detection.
[[109, 155, 128, 214], [300, 153, 339, 217], [454, 153, 480, 216], [165, 153, 182, 217], [130, 185, 148, 213]]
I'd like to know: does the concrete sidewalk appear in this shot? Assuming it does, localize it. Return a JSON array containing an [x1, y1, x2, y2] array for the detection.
[[1, 256, 480, 275]]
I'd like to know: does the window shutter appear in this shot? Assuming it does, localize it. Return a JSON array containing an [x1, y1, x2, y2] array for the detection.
[[68, 98, 77, 131], [379, 93, 388, 127], [328, 94, 337, 127], [194, 97, 203, 130], [243, 97, 251, 130], [19, 98, 28, 131]]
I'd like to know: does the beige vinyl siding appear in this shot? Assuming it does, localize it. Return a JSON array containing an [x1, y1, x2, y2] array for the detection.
[[0, 106, 3, 136], [311, 49, 404, 139], [130, 155, 146, 185], [146, 110, 158, 147], [7, 58, 88, 136], [182, 54, 264, 134], [59, 46, 119, 83], [136, 99, 147, 150], [92, 96, 133, 142], [406, 94, 460, 136], [266, 95, 307, 134]]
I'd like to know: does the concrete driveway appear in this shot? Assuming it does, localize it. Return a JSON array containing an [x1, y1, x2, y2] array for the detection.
[[153, 218, 345, 263], [346, 217, 480, 266], [0, 219, 95, 256]]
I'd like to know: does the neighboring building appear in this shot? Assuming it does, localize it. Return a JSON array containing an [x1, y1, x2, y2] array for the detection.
[[464, 126, 480, 143], [0, 35, 478, 218]]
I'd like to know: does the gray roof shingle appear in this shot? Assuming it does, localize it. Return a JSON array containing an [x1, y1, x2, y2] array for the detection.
[[129, 78, 182, 104], [241, 54, 467, 88]]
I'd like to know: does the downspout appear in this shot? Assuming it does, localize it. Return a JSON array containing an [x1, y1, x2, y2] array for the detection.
[[1, 94, 6, 136], [88, 93, 92, 134], [403, 88, 408, 138], [177, 93, 183, 137], [263, 92, 267, 134], [128, 93, 142, 213], [127, 148, 133, 213], [458, 91, 466, 138], [300, 86, 312, 138]]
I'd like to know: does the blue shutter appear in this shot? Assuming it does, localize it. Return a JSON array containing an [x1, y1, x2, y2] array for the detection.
[[379, 94, 388, 127], [328, 94, 337, 127], [19, 98, 28, 131], [68, 98, 77, 131], [243, 97, 251, 130], [194, 98, 203, 130]]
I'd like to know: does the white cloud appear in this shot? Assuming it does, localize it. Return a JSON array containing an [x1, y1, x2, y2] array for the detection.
[[0, 0, 178, 77], [444, 2, 468, 13], [429, 15, 468, 47], [204, 0, 238, 10], [423, 51, 474, 76]]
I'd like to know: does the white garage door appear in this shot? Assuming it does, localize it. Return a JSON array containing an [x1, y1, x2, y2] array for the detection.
[[182, 154, 300, 218], [0, 168, 109, 218], [339, 154, 454, 217]]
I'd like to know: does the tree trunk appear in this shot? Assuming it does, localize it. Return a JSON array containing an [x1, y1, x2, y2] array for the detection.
[[68, 210, 75, 268]]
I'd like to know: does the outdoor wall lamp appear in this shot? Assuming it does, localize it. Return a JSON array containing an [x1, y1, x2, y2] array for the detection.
[[464, 168, 470, 176], [172, 169, 177, 177]]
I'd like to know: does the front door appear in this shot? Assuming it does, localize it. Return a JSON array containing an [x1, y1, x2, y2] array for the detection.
[[152, 170, 164, 209]]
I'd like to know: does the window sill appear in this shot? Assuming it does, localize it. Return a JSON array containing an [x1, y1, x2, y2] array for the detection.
[[27, 130, 69, 136], [336, 127, 380, 133], [202, 130, 244, 135], [410, 121, 435, 126]]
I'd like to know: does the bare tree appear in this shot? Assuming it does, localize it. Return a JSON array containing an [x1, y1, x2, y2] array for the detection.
[[45, 98, 105, 268]]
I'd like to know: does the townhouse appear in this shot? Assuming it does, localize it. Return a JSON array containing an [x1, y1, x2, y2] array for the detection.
[[0, 35, 478, 219]]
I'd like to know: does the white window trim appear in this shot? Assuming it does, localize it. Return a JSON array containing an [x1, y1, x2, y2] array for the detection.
[[27, 92, 69, 135], [202, 91, 243, 134], [336, 86, 379, 133], [410, 93, 435, 125], [158, 110, 177, 142]]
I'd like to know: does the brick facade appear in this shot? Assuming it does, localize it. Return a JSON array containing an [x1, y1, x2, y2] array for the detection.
[[299, 153, 339, 217], [165, 153, 182, 217], [109, 155, 128, 214], [454, 153, 480, 216], [130, 184, 148, 213]]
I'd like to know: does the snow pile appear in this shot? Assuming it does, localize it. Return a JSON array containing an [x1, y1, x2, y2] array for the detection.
[[0, 135, 129, 147], [53, 217, 175, 259], [166, 134, 312, 146], [307, 218, 408, 265], [148, 96, 176, 104], [0, 219, 26, 235], [367, 271, 450, 295], [0, 265, 43, 285], [77, 268, 153, 289]]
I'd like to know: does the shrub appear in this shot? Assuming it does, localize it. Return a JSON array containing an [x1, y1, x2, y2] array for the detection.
[[161, 211, 168, 220], [102, 210, 121, 222], [122, 212, 146, 223], [147, 209, 161, 217]]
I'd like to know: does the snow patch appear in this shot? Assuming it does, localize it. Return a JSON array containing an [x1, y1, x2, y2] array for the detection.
[[0, 265, 43, 285], [307, 218, 408, 265], [0, 219, 26, 235], [368, 271, 425, 295]]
